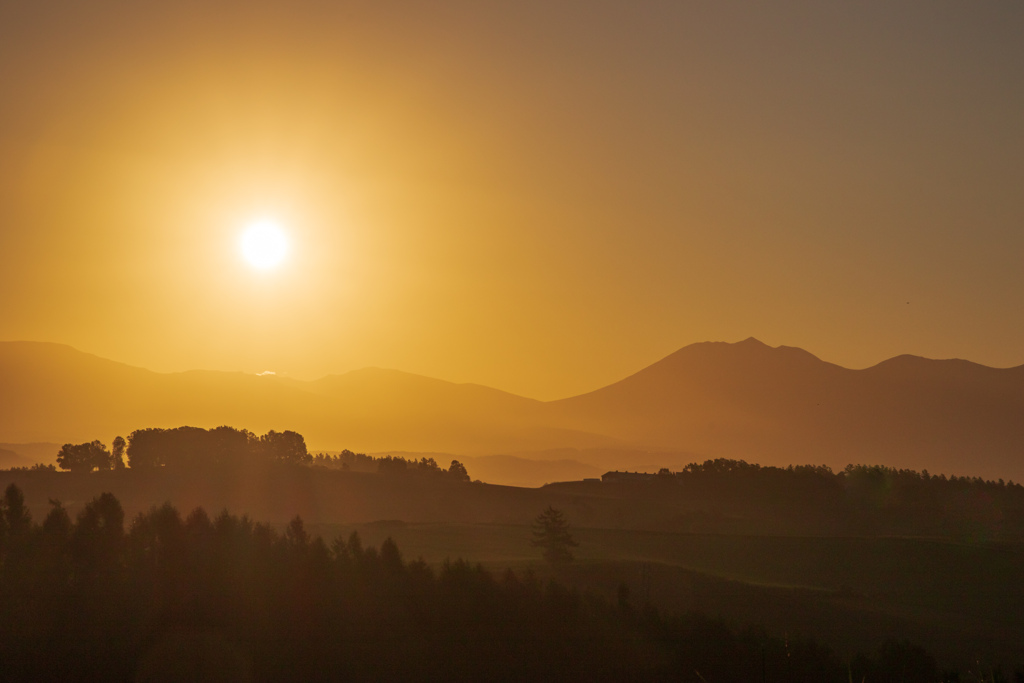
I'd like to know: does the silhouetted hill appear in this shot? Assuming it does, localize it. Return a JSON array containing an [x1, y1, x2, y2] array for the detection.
[[3, 339, 1024, 481], [5, 480, 983, 681], [0, 342, 609, 460], [0, 341, 323, 444], [0, 443, 60, 468], [552, 338, 1024, 480], [0, 447, 29, 470], [550, 338, 847, 453]]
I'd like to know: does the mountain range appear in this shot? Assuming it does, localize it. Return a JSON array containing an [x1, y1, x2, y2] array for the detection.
[[1, 338, 1022, 482]]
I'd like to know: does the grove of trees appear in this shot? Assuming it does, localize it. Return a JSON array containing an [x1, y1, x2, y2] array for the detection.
[[375, 454, 472, 481], [56, 440, 114, 473], [600, 458, 1024, 539], [307, 451, 472, 481], [54, 427, 313, 473], [50, 428, 480, 483], [125, 426, 310, 469]]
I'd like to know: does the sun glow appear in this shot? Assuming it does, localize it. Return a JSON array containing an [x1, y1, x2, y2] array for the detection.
[[240, 220, 289, 269]]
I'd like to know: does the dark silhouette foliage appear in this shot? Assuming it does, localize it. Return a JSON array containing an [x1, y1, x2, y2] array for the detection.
[[258, 429, 311, 464], [3, 482, 31, 535], [46, 425, 470, 485], [307, 451, 474, 481], [375, 454, 473, 481], [310, 448, 376, 471], [126, 426, 309, 469], [531, 505, 579, 564], [448, 459, 470, 482], [0, 485, 983, 682], [56, 440, 112, 473], [111, 436, 126, 470], [598, 458, 1024, 539]]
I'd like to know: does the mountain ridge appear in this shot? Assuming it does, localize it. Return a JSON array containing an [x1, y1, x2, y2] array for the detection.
[[2, 339, 1022, 481]]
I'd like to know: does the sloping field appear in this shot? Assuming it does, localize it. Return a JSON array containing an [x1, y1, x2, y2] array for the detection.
[[312, 520, 1024, 672]]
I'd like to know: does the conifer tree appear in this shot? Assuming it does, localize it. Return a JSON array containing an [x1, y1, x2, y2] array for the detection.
[[531, 506, 579, 564]]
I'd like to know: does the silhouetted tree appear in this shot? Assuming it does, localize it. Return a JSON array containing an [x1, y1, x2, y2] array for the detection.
[[209, 425, 257, 465], [285, 515, 309, 547], [42, 499, 72, 538], [71, 492, 124, 577], [1, 484, 31, 563], [111, 436, 126, 470], [56, 440, 111, 472], [531, 506, 579, 564], [260, 430, 310, 464], [448, 459, 470, 482], [126, 428, 169, 468], [3, 482, 32, 535], [376, 455, 407, 475]]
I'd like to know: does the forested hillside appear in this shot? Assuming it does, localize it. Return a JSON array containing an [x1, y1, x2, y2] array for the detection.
[[0, 484, 963, 682]]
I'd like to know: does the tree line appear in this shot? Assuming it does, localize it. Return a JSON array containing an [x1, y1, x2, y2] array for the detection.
[[51, 428, 474, 482], [55, 426, 310, 472], [609, 459, 1024, 539], [309, 450, 472, 481], [0, 484, 983, 682]]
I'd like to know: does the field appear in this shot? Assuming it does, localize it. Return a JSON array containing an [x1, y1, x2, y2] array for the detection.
[[312, 520, 1024, 673]]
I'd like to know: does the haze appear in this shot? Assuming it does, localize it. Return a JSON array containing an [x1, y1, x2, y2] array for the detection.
[[2, 2, 1022, 399]]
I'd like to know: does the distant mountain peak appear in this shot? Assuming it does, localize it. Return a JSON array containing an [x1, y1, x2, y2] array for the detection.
[[737, 336, 768, 346], [672, 337, 822, 363], [865, 353, 1000, 377]]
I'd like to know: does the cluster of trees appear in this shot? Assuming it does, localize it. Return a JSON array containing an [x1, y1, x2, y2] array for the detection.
[[663, 459, 1024, 498], [0, 485, 979, 682], [375, 455, 471, 482], [309, 450, 472, 482], [51, 428, 475, 483], [616, 459, 1024, 539], [6, 463, 58, 474], [54, 427, 310, 472], [56, 436, 125, 473], [126, 426, 309, 469], [310, 449, 377, 471]]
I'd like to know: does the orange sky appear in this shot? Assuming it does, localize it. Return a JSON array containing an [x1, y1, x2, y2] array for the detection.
[[2, 1, 1023, 400]]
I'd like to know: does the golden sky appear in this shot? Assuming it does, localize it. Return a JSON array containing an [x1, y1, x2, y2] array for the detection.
[[2, 1, 1023, 400]]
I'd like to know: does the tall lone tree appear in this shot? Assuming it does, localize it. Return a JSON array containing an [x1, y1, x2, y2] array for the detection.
[[531, 506, 579, 564]]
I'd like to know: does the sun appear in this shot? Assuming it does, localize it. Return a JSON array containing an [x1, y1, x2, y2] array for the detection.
[[240, 220, 289, 269]]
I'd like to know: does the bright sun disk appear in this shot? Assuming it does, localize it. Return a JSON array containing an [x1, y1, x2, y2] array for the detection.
[[241, 220, 289, 269]]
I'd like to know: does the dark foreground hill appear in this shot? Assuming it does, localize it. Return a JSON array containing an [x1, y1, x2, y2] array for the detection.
[[3, 338, 1024, 480], [1, 474, 1021, 679], [3, 482, 972, 683]]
